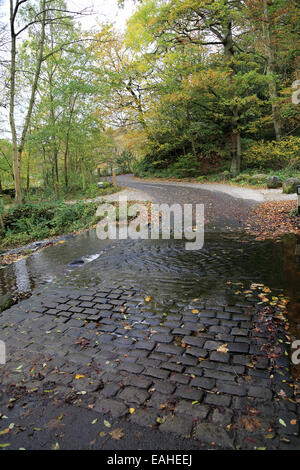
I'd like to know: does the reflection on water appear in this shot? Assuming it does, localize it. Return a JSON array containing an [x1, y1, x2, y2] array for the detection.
[[13, 258, 31, 293], [0, 230, 112, 297], [281, 235, 300, 338], [0, 229, 299, 336]]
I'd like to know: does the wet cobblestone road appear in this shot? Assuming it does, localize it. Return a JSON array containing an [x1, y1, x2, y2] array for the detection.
[[0, 176, 299, 450]]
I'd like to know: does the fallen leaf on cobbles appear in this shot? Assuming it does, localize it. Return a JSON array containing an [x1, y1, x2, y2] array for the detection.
[[45, 419, 64, 431], [217, 344, 229, 354], [109, 428, 124, 440], [104, 420, 111, 428], [129, 408, 135, 414], [278, 389, 287, 399], [156, 417, 166, 424], [279, 418, 286, 427], [0, 428, 10, 435], [238, 416, 262, 432]]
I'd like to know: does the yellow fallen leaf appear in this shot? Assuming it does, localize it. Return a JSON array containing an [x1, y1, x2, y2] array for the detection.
[[192, 309, 199, 314], [109, 428, 124, 440], [156, 417, 166, 424], [145, 296, 151, 302], [217, 344, 229, 354], [0, 428, 10, 435], [75, 374, 85, 380], [129, 408, 135, 414]]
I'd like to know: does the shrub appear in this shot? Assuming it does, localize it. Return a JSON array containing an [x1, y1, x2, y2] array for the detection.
[[243, 136, 300, 170], [0, 201, 100, 252], [172, 153, 202, 177]]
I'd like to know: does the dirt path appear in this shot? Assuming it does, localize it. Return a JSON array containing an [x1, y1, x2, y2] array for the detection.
[[123, 175, 297, 202]]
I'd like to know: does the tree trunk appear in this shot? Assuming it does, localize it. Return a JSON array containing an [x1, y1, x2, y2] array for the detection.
[[224, 22, 241, 174], [55, 183, 59, 200], [230, 128, 241, 174], [9, 0, 47, 204], [26, 157, 30, 198], [263, 0, 281, 141], [112, 168, 117, 187], [49, 87, 60, 187], [64, 149, 68, 188], [54, 148, 59, 185], [0, 212, 4, 232], [186, 107, 197, 159], [81, 160, 86, 189], [9, 1, 22, 203]]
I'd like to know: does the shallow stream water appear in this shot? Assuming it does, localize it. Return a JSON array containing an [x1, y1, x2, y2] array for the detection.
[[0, 229, 299, 342]]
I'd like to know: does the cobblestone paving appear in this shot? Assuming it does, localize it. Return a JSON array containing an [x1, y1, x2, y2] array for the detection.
[[1, 279, 299, 449]]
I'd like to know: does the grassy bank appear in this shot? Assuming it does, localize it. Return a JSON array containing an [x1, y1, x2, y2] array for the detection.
[[1, 181, 120, 204], [134, 168, 300, 189], [196, 169, 300, 188], [0, 200, 101, 253], [0, 192, 152, 260], [0, 182, 121, 253]]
